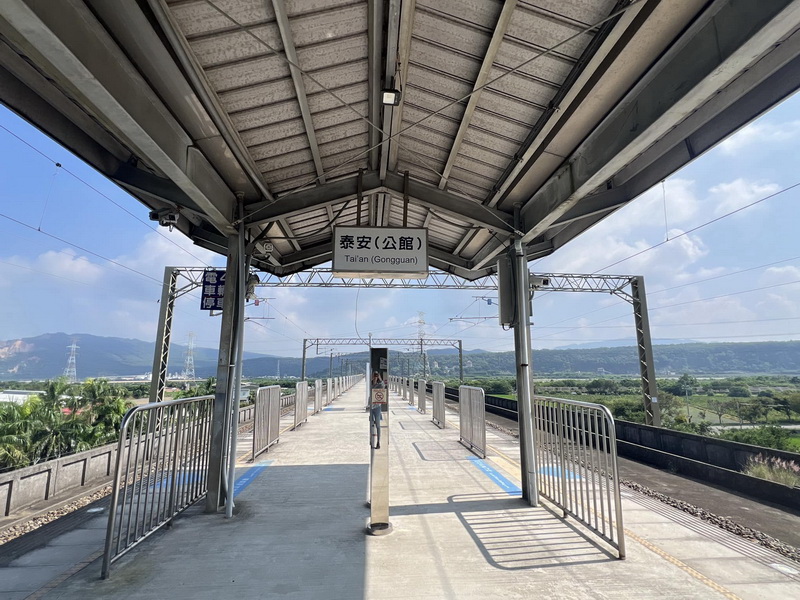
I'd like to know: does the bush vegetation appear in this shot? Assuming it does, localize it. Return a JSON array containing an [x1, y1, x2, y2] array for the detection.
[[0, 378, 133, 471]]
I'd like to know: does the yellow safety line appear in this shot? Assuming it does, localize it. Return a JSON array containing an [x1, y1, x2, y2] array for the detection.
[[488, 444, 742, 600], [623, 528, 743, 600]]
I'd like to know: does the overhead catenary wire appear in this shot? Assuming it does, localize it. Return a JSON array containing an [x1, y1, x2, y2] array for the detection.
[[0, 123, 214, 267]]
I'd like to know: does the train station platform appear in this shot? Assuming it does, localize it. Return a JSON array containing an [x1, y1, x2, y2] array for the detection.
[[4, 381, 800, 599]]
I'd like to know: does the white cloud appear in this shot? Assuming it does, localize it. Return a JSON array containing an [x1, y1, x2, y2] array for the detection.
[[708, 178, 780, 216], [718, 120, 800, 155]]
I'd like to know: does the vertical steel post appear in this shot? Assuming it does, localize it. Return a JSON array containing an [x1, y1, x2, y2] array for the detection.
[[458, 340, 464, 383], [301, 339, 307, 381], [149, 267, 178, 403], [631, 276, 661, 427], [509, 238, 538, 505], [226, 204, 248, 518], [205, 237, 239, 513]]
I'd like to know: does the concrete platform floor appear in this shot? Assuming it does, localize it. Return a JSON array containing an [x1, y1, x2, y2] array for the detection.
[[5, 381, 800, 599]]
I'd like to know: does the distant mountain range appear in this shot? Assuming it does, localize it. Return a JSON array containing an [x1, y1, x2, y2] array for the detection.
[[1, 333, 799, 381]]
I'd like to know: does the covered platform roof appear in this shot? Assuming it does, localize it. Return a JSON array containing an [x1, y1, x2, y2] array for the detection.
[[1, 0, 800, 279]]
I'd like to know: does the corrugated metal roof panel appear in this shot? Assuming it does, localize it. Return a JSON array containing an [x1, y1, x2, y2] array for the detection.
[[452, 154, 505, 182], [320, 150, 369, 174], [187, 25, 283, 68], [457, 141, 513, 170], [249, 134, 309, 161], [494, 38, 575, 83], [284, 0, 361, 19], [256, 147, 313, 173], [519, 0, 613, 29], [395, 161, 439, 187], [168, 0, 271, 38], [401, 104, 461, 139], [476, 87, 545, 125], [230, 97, 302, 131], [404, 64, 474, 108], [205, 55, 290, 93], [284, 4, 367, 47], [413, 10, 491, 58], [448, 164, 497, 192], [410, 40, 483, 84], [295, 35, 369, 73], [461, 128, 521, 157], [220, 78, 296, 113], [417, 0, 502, 30], [443, 178, 492, 202], [303, 61, 369, 94], [241, 118, 307, 146], [261, 161, 318, 188], [484, 70, 555, 109], [316, 119, 369, 145], [318, 132, 369, 156], [507, 5, 590, 59], [467, 110, 530, 145], [310, 102, 369, 131]]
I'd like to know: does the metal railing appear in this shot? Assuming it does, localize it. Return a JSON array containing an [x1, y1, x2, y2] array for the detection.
[[533, 396, 626, 559], [253, 386, 281, 459], [431, 381, 446, 429], [417, 378, 427, 414], [102, 394, 213, 578], [459, 386, 486, 458], [314, 379, 323, 413], [293, 381, 309, 429]]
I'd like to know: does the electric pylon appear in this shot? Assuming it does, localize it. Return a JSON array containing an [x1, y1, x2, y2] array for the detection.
[[64, 342, 78, 383]]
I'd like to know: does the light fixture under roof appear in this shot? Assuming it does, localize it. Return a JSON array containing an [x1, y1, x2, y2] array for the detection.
[[381, 89, 401, 106]]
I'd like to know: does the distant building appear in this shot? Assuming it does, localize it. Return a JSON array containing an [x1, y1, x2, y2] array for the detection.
[[0, 390, 44, 404]]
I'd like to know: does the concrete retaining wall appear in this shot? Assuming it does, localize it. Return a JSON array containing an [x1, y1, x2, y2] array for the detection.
[[615, 420, 800, 510], [0, 443, 117, 520]]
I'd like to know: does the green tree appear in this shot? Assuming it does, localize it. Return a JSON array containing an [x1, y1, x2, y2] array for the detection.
[[586, 379, 620, 395], [706, 397, 735, 425]]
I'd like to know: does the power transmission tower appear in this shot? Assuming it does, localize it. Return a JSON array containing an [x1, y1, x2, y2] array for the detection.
[[417, 311, 428, 378], [64, 342, 78, 383], [183, 332, 196, 381]]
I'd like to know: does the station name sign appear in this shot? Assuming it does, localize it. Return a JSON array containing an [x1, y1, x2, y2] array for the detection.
[[332, 227, 428, 279]]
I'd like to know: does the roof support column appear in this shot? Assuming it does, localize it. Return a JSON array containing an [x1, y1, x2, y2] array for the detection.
[[206, 235, 241, 513], [502, 235, 538, 505]]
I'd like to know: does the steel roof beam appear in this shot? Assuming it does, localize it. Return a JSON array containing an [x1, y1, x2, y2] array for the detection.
[[271, 0, 325, 183], [367, 0, 384, 171], [246, 170, 514, 232], [383, 172, 514, 232], [484, 0, 647, 209], [245, 171, 383, 225], [145, 0, 274, 206], [379, 0, 402, 180], [438, 0, 517, 190], [472, 0, 800, 270], [0, 0, 236, 234], [387, 0, 416, 173], [519, 0, 800, 244]]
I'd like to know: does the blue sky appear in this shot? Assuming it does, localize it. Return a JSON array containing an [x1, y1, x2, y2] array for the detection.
[[1, 91, 799, 359]]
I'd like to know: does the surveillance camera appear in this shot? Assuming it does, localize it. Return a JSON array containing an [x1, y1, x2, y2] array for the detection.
[[530, 275, 550, 288], [149, 208, 179, 228]]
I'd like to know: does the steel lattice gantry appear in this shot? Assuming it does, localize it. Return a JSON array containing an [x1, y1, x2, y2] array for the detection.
[[300, 336, 464, 381], [152, 266, 661, 426], [4, 0, 800, 511]]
